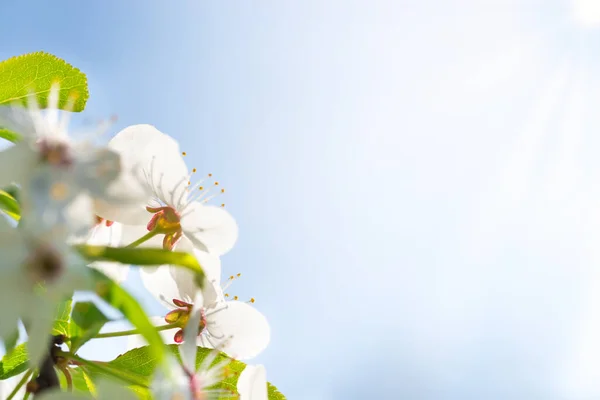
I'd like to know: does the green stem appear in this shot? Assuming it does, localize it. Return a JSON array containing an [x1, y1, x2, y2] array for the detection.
[[93, 322, 179, 339], [60, 367, 72, 391], [125, 230, 158, 248], [57, 352, 148, 388], [6, 368, 33, 400]]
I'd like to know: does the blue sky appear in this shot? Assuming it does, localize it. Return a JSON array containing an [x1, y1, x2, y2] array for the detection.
[[4, 0, 600, 399]]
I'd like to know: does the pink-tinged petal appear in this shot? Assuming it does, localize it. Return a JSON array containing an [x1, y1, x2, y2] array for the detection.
[[206, 301, 270, 360], [237, 365, 268, 400], [180, 203, 238, 256]]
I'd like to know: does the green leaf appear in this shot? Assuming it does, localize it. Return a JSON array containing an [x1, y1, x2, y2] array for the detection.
[[90, 269, 166, 367], [0, 189, 20, 220], [267, 382, 286, 400], [0, 343, 27, 379], [70, 301, 109, 352], [69, 366, 97, 394], [0, 128, 20, 143], [0, 52, 89, 111], [103, 345, 288, 399], [76, 245, 205, 287], [52, 299, 72, 337]]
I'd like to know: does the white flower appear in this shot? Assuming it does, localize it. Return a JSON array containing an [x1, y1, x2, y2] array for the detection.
[[151, 299, 236, 400], [138, 263, 270, 360], [94, 124, 238, 256], [0, 84, 149, 236], [0, 214, 92, 367], [237, 365, 268, 400]]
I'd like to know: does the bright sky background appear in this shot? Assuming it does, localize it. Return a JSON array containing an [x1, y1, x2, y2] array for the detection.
[[4, 0, 600, 399]]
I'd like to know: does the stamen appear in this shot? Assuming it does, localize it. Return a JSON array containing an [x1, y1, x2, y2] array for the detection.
[[182, 152, 187, 156], [233, 296, 238, 301]]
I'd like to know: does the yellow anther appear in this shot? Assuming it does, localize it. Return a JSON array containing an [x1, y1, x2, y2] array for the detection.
[[236, 273, 241, 277], [250, 298, 255, 303], [192, 168, 197, 173], [187, 181, 191, 185], [182, 152, 187, 156], [225, 293, 229, 297], [214, 181, 219, 186], [199, 186, 204, 191], [233, 296, 239, 301], [221, 203, 225, 207], [221, 188, 225, 193], [208, 173, 213, 177], [229, 275, 234, 280]]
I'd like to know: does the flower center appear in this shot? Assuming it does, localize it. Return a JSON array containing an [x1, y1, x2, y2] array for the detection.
[[165, 299, 208, 343], [37, 138, 72, 167], [25, 243, 64, 284], [146, 206, 183, 250]]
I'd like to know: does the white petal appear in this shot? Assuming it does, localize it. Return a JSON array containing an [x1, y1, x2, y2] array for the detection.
[[27, 299, 59, 368], [141, 265, 191, 306], [238, 365, 268, 400], [85, 223, 128, 282], [181, 203, 238, 256], [107, 124, 189, 209], [0, 107, 37, 136], [177, 237, 222, 303], [119, 223, 162, 249], [0, 142, 37, 188], [19, 170, 96, 237], [181, 291, 204, 371], [206, 301, 270, 360], [193, 248, 222, 288], [94, 199, 150, 226]]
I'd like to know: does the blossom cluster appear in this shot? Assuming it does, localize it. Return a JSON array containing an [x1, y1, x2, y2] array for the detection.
[[0, 85, 271, 400]]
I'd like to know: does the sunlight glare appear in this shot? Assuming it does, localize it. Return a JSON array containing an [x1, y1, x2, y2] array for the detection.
[[573, 0, 600, 28]]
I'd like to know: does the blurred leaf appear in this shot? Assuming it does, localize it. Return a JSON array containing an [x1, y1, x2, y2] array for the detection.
[[0, 343, 27, 379], [0, 189, 20, 220], [90, 269, 166, 367], [0, 128, 20, 143], [0, 52, 89, 111], [76, 245, 205, 287], [52, 299, 72, 337], [70, 301, 109, 352]]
